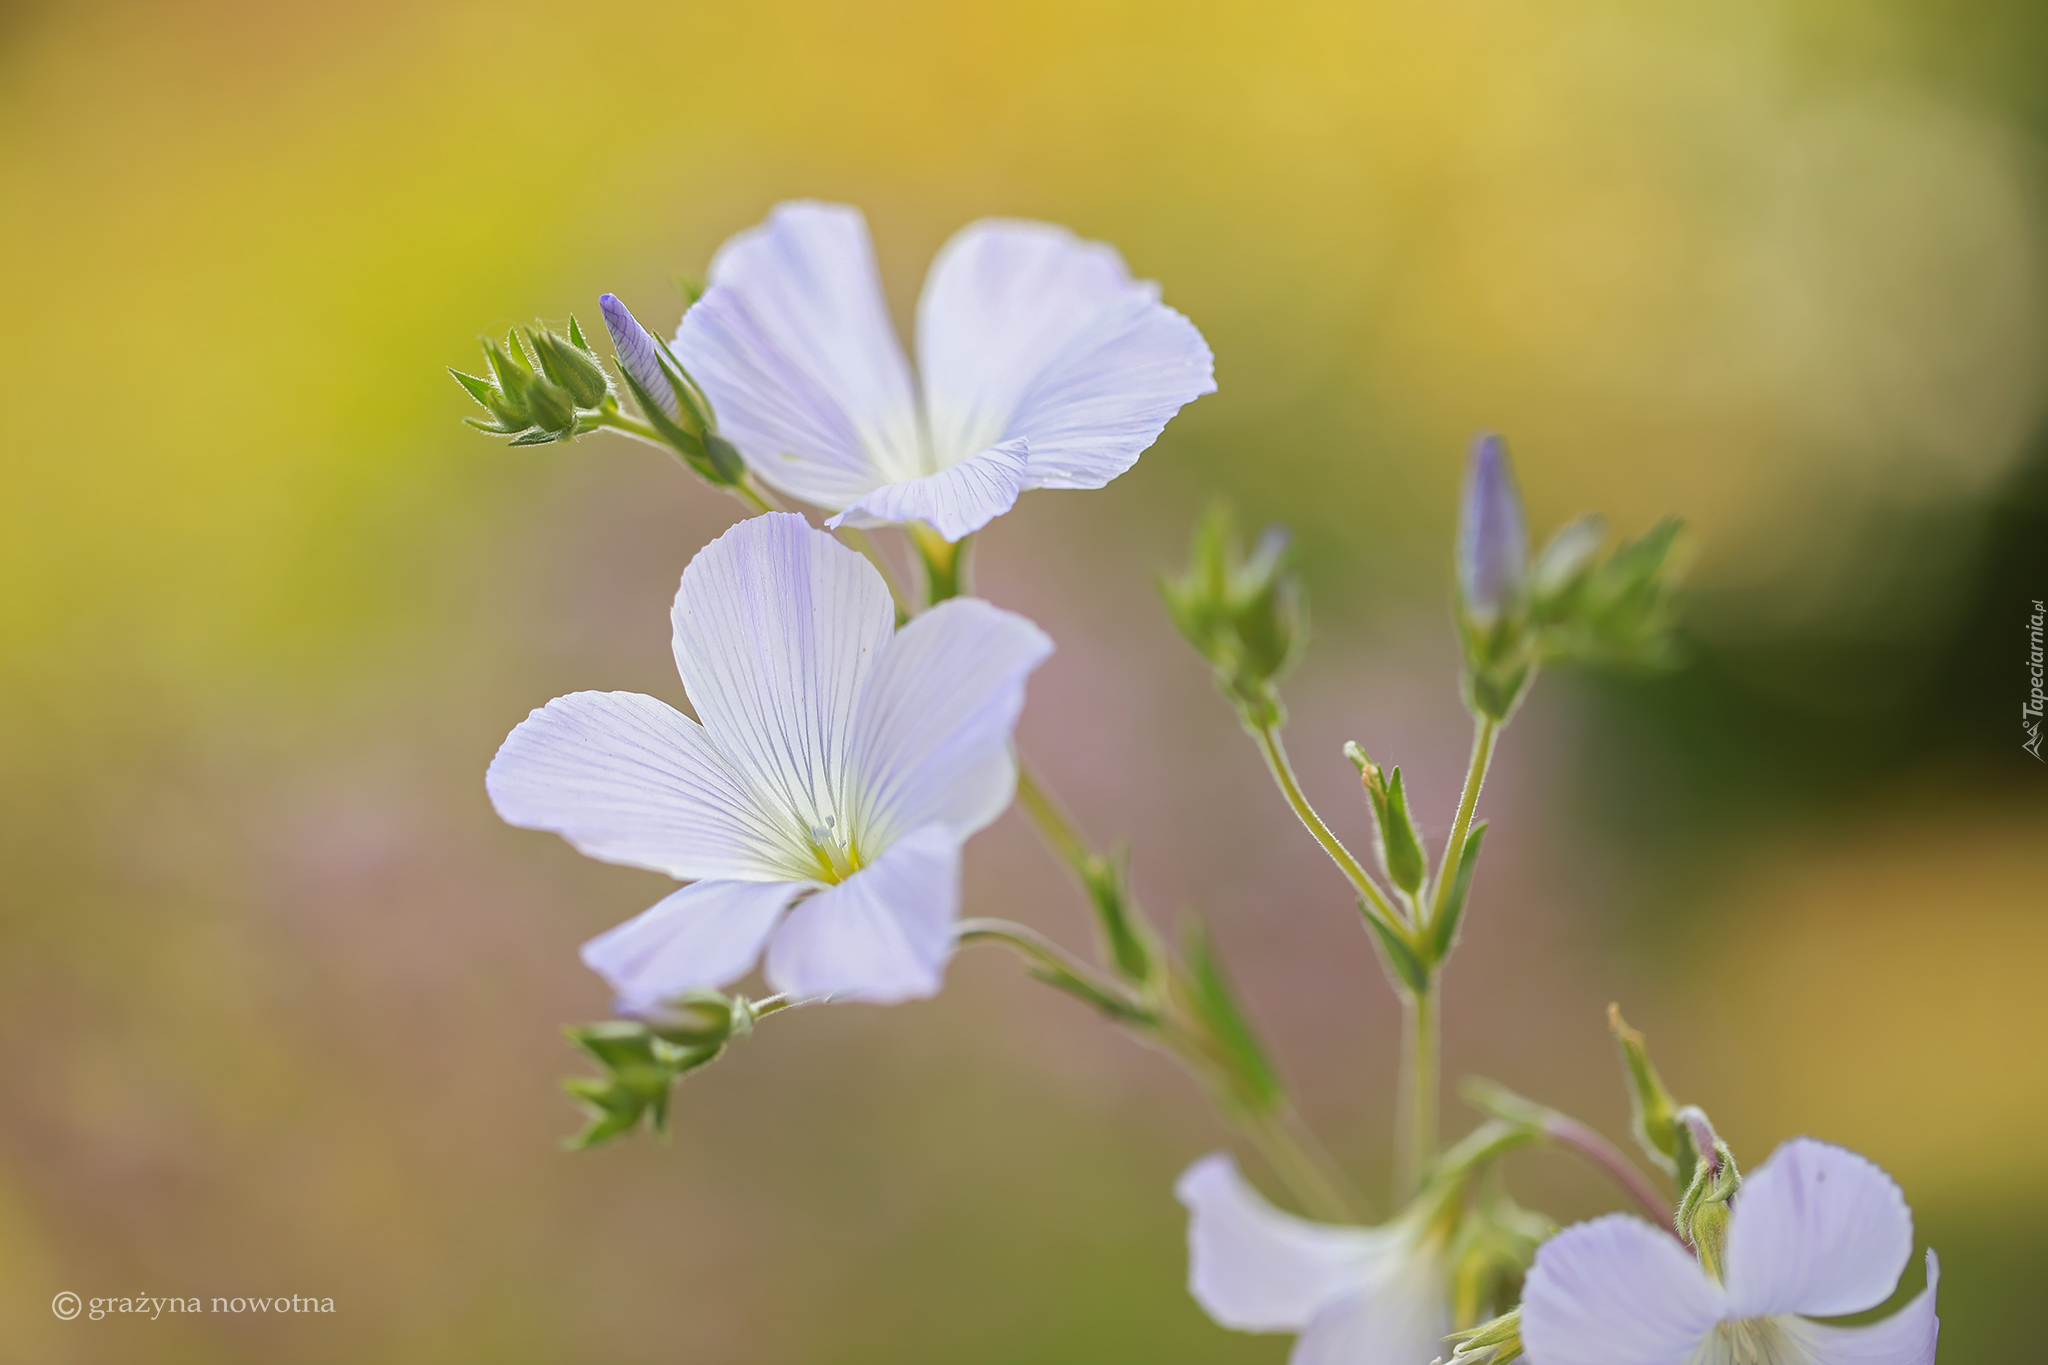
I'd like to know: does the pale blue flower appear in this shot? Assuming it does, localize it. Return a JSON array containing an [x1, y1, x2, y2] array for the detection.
[[1521, 1138, 1939, 1365], [486, 513, 1053, 1005], [670, 201, 1216, 541], [1177, 1154, 1451, 1365]]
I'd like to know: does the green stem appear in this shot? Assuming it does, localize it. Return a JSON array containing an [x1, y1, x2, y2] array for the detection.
[[1430, 716, 1499, 925], [592, 411, 778, 515], [907, 522, 968, 605], [1248, 720, 1403, 929], [1394, 978, 1439, 1204], [1014, 763, 1093, 874], [1247, 1111, 1364, 1224]]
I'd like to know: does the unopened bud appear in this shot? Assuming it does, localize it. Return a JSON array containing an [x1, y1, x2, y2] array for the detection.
[[600, 292, 679, 421], [1456, 433, 1528, 622], [530, 322, 611, 409], [1160, 504, 1304, 725]]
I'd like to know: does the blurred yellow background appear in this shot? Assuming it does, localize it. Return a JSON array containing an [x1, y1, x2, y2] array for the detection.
[[3, 0, 2043, 1360]]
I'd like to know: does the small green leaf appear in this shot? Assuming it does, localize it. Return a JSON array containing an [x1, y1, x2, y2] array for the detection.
[[1179, 915, 1284, 1118], [1428, 821, 1488, 963], [1360, 905, 1430, 995]]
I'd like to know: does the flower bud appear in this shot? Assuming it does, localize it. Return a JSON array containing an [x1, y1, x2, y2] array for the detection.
[[530, 321, 612, 410], [1456, 433, 1528, 623], [1161, 504, 1304, 725], [1347, 742, 1426, 897], [1608, 1004, 1690, 1182], [600, 292, 679, 421]]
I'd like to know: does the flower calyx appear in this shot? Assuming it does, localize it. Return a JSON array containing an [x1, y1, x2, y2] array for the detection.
[[559, 990, 761, 1150], [1671, 1106, 1740, 1276], [1161, 503, 1304, 728], [451, 320, 614, 447], [1437, 1307, 1524, 1365]]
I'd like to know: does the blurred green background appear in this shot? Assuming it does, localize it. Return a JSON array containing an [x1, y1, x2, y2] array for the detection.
[[3, 0, 2044, 1360]]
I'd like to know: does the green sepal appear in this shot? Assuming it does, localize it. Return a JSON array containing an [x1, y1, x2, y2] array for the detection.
[[617, 364, 738, 486], [1378, 766, 1428, 896], [449, 367, 500, 411], [566, 313, 591, 351], [1428, 821, 1488, 963], [531, 322, 612, 409], [1360, 903, 1430, 995], [1160, 504, 1305, 726], [507, 427, 568, 447], [1608, 1004, 1689, 1183], [672, 273, 704, 306], [1176, 915, 1284, 1118], [1083, 846, 1158, 985]]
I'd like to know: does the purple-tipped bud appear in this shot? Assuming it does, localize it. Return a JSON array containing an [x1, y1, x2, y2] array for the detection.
[[599, 293, 678, 420], [1456, 432, 1528, 619]]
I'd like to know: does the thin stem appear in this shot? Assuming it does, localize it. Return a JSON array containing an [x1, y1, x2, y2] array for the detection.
[[1014, 762, 1093, 874], [958, 916, 1360, 1224], [1538, 1113, 1679, 1235], [591, 411, 778, 515], [906, 522, 968, 604], [1241, 1112, 1364, 1224], [1429, 716, 1499, 924], [1248, 720, 1403, 928], [1393, 979, 1439, 1204]]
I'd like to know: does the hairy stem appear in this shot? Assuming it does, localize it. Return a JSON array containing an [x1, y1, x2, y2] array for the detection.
[[1394, 979, 1439, 1203], [1248, 720, 1403, 928], [1014, 762, 1093, 874], [591, 411, 778, 515], [1430, 716, 1499, 925]]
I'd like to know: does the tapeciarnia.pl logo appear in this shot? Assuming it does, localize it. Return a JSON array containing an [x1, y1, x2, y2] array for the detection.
[[2026, 598, 2045, 761]]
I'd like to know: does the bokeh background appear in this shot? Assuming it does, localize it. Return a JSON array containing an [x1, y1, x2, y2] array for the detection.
[[3, 0, 2044, 1360]]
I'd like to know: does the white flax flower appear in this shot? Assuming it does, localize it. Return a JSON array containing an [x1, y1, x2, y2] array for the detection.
[[1521, 1138, 1939, 1365], [671, 200, 1216, 541], [1177, 1153, 1452, 1365], [486, 512, 1052, 1006]]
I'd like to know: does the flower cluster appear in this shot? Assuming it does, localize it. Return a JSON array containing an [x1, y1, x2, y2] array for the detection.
[[457, 200, 1937, 1363]]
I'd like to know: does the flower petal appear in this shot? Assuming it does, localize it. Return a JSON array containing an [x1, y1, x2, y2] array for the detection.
[[917, 218, 1216, 490], [763, 824, 959, 1003], [1520, 1214, 1725, 1365], [846, 596, 1052, 846], [581, 879, 801, 1004], [486, 690, 791, 881], [1174, 1153, 1395, 1332], [1778, 1250, 1940, 1365], [825, 438, 1029, 541], [674, 201, 922, 508], [1288, 1259, 1452, 1365], [600, 292, 677, 419], [670, 513, 898, 874], [1724, 1139, 1915, 1320]]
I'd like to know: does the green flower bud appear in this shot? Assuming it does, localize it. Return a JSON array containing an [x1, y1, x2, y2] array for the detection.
[[1670, 1107, 1739, 1275], [1347, 743, 1427, 897], [1608, 1004, 1691, 1184], [1161, 504, 1304, 726], [530, 322, 612, 409]]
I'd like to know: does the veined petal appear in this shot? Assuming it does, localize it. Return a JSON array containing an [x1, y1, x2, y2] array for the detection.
[[1724, 1140, 1914, 1320], [600, 292, 677, 419], [1175, 1153, 1395, 1332], [1520, 1214, 1725, 1365], [825, 439, 1028, 541], [1006, 296, 1215, 491], [917, 218, 1215, 491], [846, 596, 1052, 845], [674, 201, 922, 507], [486, 690, 791, 881], [1289, 1258, 1451, 1365], [581, 879, 802, 1004], [1778, 1251, 1940, 1365], [670, 514, 897, 872], [763, 824, 960, 1003]]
